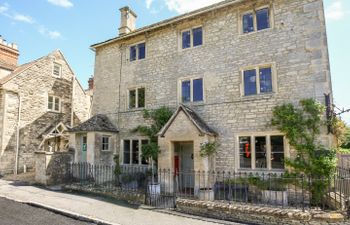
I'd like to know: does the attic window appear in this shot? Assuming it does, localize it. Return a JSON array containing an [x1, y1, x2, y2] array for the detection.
[[53, 63, 62, 77]]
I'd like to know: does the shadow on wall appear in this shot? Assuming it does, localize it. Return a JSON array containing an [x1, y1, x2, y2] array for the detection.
[[0, 112, 71, 175]]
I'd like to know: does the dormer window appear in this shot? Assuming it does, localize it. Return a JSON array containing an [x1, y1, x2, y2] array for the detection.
[[130, 42, 146, 61], [53, 63, 62, 77]]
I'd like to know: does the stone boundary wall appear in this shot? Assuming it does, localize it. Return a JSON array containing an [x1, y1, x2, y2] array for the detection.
[[176, 199, 346, 225], [63, 184, 145, 205], [35, 151, 73, 186]]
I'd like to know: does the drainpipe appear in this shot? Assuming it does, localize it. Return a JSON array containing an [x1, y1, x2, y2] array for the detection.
[[15, 93, 22, 175], [71, 76, 75, 128]]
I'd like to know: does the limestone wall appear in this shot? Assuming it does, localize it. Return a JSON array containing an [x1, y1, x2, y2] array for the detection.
[[92, 0, 333, 170], [73, 79, 91, 126], [0, 50, 90, 174]]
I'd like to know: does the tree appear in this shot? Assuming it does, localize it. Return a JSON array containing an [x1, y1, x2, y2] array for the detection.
[[271, 99, 337, 204], [341, 126, 350, 149], [133, 106, 173, 183]]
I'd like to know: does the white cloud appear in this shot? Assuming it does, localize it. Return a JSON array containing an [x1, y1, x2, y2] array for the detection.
[[164, 0, 224, 13], [0, 3, 9, 14], [38, 26, 62, 39], [13, 14, 34, 23], [47, 0, 73, 8], [326, 0, 347, 21], [146, 0, 154, 9], [48, 31, 62, 39]]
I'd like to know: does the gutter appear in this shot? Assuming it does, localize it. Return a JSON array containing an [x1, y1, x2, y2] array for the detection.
[[90, 0, 245, 50]]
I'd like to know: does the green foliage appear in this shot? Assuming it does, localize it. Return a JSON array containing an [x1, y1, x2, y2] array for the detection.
[[133, 106, 173, 161], [225, 175, 289, 191], [271, 99, 337, 204], [113, 154, 121, 176], [341, 126, 350, 149], [200, 141, 219, 157]]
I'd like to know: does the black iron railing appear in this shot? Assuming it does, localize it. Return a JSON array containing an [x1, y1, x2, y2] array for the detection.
[[65, 163, 350, 211]]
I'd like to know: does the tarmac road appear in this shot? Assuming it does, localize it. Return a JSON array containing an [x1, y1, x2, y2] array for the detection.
[[0, 197, 94, 225]]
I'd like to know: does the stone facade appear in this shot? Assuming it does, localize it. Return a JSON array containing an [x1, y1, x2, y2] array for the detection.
[[90, 0, 333, 171], [0, 50, 91, 174]]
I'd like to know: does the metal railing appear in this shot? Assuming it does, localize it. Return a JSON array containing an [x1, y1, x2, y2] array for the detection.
[[65, 163, 350, 211]]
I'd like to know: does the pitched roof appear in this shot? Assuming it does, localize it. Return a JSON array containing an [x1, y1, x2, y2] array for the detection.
[[0, 52, 49, 85], [91, 0, 242, 49], [69, 114, 119, 133], [158, 104, 217, 137]]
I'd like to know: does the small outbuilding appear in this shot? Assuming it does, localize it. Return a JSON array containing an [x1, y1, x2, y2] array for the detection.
[[68, 114, 119, 164]]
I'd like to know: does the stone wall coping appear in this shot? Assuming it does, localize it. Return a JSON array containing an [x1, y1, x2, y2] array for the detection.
[[34, 151, 73, 155], [176, 199, 345, 223]]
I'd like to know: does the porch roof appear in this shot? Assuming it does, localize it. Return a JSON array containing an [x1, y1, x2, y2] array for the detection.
[[158, 104, 217, 137], [68, 114, 119, 133]]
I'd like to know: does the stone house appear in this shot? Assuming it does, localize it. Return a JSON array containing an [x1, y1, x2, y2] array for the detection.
[[0, 39, 91, 174], [73, 0, 333, 179]]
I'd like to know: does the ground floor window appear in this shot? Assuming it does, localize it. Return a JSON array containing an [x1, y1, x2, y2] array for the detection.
[[101, 136, 110, 151], [123, 139, 149, 165], [239, 135, 285, 170]]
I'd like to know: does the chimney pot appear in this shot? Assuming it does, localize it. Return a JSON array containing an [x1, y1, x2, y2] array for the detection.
[[119, 6, 137, 36], [88, 77, 94, 90]]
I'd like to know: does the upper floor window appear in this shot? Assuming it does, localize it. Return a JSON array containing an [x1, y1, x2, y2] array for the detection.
[[239, 135, 285, 170], [53, 63, 62, 77], [242, 66, 273, 96], [101, 136, 110, 151], [181, 27, 203, 49], [180, 78, 203, 103], [128, 87, 145, 109], [123, 139, 149, 165], [130, 43, 146, 61], [243, 7, 270, 34], [48, 96, 61, 112]]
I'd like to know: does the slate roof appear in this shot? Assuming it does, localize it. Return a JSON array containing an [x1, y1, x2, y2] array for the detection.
[[91, 0, 241, 49], [158, 104, 217, 137], [69, 114, 119, 133]]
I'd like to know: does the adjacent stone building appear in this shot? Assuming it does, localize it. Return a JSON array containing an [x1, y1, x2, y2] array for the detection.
[[78, 0, 333, 178], [0, 40, 91, 174]]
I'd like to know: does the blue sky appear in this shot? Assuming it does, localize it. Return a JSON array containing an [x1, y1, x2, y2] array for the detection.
[[0, 0, 349, 123]]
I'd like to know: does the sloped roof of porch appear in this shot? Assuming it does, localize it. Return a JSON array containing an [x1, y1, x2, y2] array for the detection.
[[158, 104, 217, 137], [68, 114, 119, 133]]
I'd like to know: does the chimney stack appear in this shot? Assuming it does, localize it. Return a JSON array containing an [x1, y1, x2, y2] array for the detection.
[[0, 36, 19, 71], [119, 7, 137, 36], [88, 76, 94, 90]]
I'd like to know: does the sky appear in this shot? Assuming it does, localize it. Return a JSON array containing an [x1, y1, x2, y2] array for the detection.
[[0, 0, 349, 123]]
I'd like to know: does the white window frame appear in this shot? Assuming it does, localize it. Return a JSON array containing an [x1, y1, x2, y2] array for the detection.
[[121, 139, 149, 165], [127, 87, 145, 109], [240, 63, 277, 97], [235, 132, 290, 171], [129, 41, 146, 62], [52, 63, 62, 78], [179, 25, 204, 50], [178, 77, 205, 103], [101, 136, 110, 151], [240, 5, 273, 35], [48, 95, 61, 113]]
